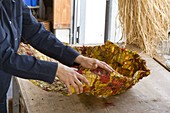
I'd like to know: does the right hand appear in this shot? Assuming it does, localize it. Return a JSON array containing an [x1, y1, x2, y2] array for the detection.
[[56, 63, 90, 95]]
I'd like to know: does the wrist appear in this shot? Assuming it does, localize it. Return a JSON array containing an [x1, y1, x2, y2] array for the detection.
[[56, 63, 65, 76], [74, 55, 85, 64]]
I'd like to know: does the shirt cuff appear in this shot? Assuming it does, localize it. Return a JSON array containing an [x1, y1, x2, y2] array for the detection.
[[37, 61, 58, 84], [61, 46, 80, 66]]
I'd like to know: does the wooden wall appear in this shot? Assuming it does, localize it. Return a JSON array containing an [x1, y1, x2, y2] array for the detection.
[[53, 0, 71, 29]]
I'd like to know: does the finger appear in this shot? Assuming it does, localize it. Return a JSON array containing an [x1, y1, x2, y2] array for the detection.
[[71, 67, 78, 71], [90, 59, 98, 69], [101, 64, 113, 72], [92, 63, 98, 69], [92, 59, 98, 64], [76, 72, 90, 86], [89, 63, 97, 69], [98, 61, 113, 72], [73, 75, 83, 93], [66, 83, 72, 95], [70, 80, 80, 94], [101, 62, 114, 72]]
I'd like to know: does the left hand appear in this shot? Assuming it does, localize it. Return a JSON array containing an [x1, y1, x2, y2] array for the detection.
[[56, 63, 90, 94], [74, 55, 114, 72]]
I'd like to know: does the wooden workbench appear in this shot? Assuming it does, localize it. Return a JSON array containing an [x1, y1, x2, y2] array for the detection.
[[14, 47, 170, 113]]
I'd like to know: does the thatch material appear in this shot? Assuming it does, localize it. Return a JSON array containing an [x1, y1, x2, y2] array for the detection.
[[118, 0, 170, 55]]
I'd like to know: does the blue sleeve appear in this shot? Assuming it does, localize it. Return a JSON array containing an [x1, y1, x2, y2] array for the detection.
[[0, 22, 58, 84], [21, 2, 80, 66]]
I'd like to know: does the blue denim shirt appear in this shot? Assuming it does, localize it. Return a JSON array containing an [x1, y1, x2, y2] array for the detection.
[[0, 0, 80, 83]]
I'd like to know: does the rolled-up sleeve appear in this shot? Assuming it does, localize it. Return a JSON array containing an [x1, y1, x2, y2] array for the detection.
[[21, 2, 80, 66]]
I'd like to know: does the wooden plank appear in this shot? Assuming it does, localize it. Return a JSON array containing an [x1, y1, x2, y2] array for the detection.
[[16, 46, 170, 113], [12, 77, 20, 113], [53, 0, 71, 29], [153, 53, 170, 72]]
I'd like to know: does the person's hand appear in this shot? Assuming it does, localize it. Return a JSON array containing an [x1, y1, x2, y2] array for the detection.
[[75, 55, 114, 72], [56, 63, 90, 95]]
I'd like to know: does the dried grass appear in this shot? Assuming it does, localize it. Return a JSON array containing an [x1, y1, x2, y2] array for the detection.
[[118, 0, 170, 55]]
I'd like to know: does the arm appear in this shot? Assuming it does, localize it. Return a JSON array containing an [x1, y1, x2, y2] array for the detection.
[[21, 3, 79, 66], [0, 23, 57, 84]]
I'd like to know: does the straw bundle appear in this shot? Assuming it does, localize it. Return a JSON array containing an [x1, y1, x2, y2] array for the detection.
[[118, 0, 170, 55]]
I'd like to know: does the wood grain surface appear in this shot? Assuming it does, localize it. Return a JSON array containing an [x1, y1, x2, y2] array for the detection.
[[53, 0, 71, 29]]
